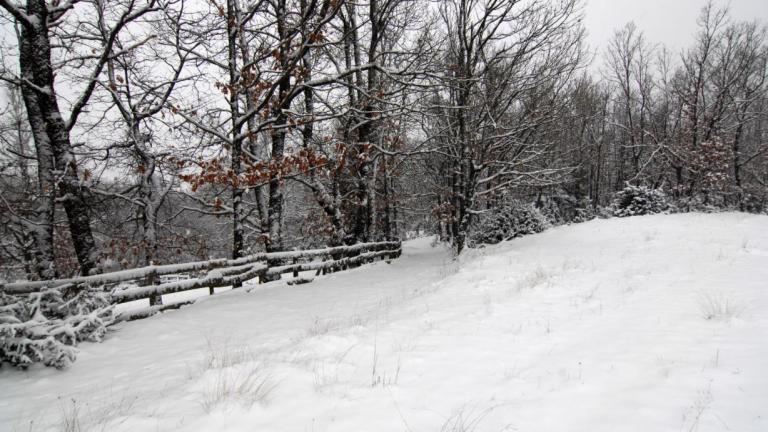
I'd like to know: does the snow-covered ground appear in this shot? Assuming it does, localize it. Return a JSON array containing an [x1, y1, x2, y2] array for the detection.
[[2, 212, 767, 432]]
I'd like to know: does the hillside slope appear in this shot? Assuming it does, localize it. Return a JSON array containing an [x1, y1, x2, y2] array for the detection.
[[2, 213, 767, 432]]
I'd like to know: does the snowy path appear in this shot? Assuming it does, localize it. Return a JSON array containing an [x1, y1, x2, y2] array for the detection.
[[2, 213, 768, 432], [1, 237, 452, 431]]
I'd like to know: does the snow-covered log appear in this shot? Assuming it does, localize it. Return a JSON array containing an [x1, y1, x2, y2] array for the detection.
[[1, 241, 401, 368], [0, 256, 263, 295], [112, 264, 267, 303], [2, 241, 401, 331], [263, 241, 401, 264], [265, 249, 401, 276], [115, 299, 197, 322], [1, 241, 400, 295]]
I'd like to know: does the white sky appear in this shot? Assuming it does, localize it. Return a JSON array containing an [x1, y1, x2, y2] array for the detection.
[[584, 0, 768, 57]]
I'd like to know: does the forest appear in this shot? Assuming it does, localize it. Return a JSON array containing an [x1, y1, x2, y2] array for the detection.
[[1, 2, 768, 430], [0, 0, 766, 279]]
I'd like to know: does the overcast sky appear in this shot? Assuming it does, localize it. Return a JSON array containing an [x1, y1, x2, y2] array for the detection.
[[1, 0, 767, 105], [584, 0, 768, 57]]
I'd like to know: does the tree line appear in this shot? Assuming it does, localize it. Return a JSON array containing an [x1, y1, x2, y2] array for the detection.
[[0, 0, 765, 280]]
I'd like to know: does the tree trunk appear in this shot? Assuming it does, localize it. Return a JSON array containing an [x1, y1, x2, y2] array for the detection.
[[226, 0, 245, 264], [17, 1, 98, 276], [267, 0, 289, 254]]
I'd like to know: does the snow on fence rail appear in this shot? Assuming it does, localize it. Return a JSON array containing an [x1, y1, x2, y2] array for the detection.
[[0, 241, 402, 321]]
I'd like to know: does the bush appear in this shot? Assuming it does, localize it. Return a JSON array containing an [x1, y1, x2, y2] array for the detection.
[[611, 185, 670, 217], [470, 200, 549, 246], [536, 194, 600, 225], [742, 192, 767, 214], [536, 194, 576, 225], [674, 193, 720, 213], [0, 287, 114, 369]]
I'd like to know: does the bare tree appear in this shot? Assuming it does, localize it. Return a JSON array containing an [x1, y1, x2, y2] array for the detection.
[[425, 0, 586, 252], [0, 0, 159, 276], [603, 22, 656, 187], [93, 0, 196, 271]]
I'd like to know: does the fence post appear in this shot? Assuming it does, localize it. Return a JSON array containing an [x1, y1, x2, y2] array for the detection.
[[232, 269, 243, 289], [147, 267, 162, 306], [317, 255, 325, 276], [347, 247, 358, 269], [293, 257, 299, 278]]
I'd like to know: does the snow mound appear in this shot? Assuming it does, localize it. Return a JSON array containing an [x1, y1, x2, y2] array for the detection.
[[1, 213, 767, 432]]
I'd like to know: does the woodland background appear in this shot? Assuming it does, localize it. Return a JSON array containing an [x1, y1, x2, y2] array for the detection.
[[0, 0, 766, 281]]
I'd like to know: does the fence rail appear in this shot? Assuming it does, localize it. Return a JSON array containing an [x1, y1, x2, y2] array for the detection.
[[0, 241, 402, 321]]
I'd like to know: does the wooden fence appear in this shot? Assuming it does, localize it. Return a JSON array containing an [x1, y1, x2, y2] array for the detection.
[[0, 241, 402, 322]]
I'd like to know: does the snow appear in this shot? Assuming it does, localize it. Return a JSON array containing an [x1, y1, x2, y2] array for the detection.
[[1, 241, 396, 295], [2, 212, 767, 432]]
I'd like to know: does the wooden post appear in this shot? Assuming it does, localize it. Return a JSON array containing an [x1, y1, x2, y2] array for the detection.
[[147, 267, 162, 306], [293, 257, 299, 278]]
